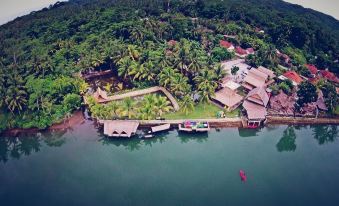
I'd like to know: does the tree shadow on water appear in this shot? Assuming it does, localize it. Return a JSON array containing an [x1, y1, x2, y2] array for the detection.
[[311, 125, 338, 145], [178, 132, 208, 144], [276, 126, 297, 152]]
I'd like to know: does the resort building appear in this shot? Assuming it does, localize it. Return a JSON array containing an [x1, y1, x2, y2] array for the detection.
[[269, 91, 297, 115], [235, 47, 249, 58], [319, 70, 339, 84], [242, 87, 270, 127], [305, 64, 318, 77], [278, 71, 303, 86], [242, 68, 269, 90], [212, 80, 244, 111], [220, 40, 235, 52], [100, 120, 139, 138]]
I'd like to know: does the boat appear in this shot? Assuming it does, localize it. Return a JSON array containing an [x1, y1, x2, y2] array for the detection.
[[144, 134, 154, 139], [178, 121, 210, 132], [239, 170, 247, 181]]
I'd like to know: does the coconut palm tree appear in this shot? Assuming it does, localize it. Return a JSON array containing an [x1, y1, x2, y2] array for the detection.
[[180, 95, 195, 115], [117, 57, 137, 80], [154, 96, 172, 118], [107, 101, 120, 119], [159, 67, 177, 88], [122, 97, 135, 119]]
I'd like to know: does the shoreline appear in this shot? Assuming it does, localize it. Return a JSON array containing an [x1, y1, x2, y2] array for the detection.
[[1, 111, 338, 137]]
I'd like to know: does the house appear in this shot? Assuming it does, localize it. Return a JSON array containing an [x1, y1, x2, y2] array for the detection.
[[276, 50, 292, 67], [167, 40, 177, 46], [305, 64, 318, 76], [242, 68, 269, 90], [212, 87, 244, 111], [257, 66, 276, 79], [220, 40, 235, 51], [319, 70, 339, 84], [269, 91, 296, 115], [245, 87, 269, 107], [235, 46, 248, 58], [242, 87, 270, 126], [246, 48, 255, 55], [280, 71, 303, 86]]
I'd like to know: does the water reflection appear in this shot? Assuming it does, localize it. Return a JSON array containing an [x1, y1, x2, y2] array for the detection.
[[178, 132, 208, 143], [238, 127, 263, 137], [276, 126, 297, 152], [0, 131, 67, 163], [311, 125, 338, 145], [100, 134, 168, 151]]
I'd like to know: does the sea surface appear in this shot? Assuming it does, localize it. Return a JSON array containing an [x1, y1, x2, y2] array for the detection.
[[0, 121, 338, 206]]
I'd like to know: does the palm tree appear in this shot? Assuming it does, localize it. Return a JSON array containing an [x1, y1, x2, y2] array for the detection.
[[107, 101, 120, 119], [194, 69, 218, 90], [122, 97, 135, 119], [139, 103, 156, 120], [117, 57, 137, 80], [170, 74, 191, 98], [180, 95, 195, 115], [5, 86, 27, 114], [154, 96, 172, 118], [159, 67, 177, 88]]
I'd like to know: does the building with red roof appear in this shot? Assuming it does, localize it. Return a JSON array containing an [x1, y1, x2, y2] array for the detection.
[[246, 48, 255, 55], [167, 40, 177, 46], [319, 70, 339, 83], [235, 46, 248, 58], [305, 64, 318, 75], [282, 71, 304, 85], [220, 40, 234, 51]]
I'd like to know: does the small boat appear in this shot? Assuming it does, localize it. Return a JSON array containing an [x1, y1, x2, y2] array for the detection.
[[144, 134, 154, 139], [178, 121, 210, 132], [239, 170, 247, 182]]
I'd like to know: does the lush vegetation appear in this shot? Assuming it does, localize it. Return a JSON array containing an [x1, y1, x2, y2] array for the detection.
[[164, 102, 221, 119], [0, 0, 338, 131]]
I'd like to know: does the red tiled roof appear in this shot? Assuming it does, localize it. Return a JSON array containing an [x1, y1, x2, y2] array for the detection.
[[319, 70, 339, 83], [235, 46, 247, 55], [167, 40, 177, 46], [220, 40, 233, 49], [283, 71, 303, 84], [305, 64, 318, 75], [246, 48, 254, 54]]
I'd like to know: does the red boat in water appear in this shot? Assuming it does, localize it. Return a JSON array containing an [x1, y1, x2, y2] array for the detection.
[[239, 170, 247, 181]]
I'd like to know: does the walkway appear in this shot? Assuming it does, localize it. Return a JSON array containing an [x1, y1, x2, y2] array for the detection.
[[139, 118, 242, 127], [94, 86, 180, 111]]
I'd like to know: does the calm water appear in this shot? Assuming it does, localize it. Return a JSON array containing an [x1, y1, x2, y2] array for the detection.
[[0, 122, 338, 206]]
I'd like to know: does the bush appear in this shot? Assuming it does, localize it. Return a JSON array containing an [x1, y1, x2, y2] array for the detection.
[[63, 94, 82, 113]]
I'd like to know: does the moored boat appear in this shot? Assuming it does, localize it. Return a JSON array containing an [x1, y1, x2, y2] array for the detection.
[[178, 121, 210, 132]]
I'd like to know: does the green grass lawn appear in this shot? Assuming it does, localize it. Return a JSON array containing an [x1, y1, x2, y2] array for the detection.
[[164, 102, 224, 120], [224, 108, 241, 118], [335, 105, 339, 115]]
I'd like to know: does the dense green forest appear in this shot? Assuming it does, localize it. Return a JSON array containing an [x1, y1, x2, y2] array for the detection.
[[0, 0, 338, 131]]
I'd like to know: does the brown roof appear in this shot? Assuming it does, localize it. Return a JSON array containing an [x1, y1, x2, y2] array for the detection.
[[257, 66, 276, 78], [246, 87, 269, 107], [243, 69, 268, 88], [243, 100, 267, 120], [101, 120, 139, 138], [212, 88, 244, 109], [269, 91, 296, 115]]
